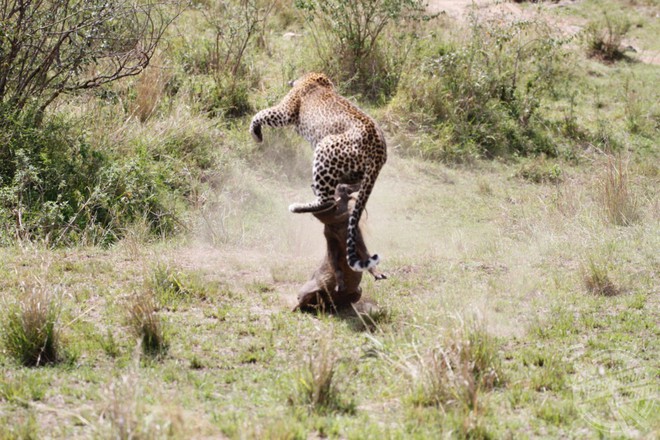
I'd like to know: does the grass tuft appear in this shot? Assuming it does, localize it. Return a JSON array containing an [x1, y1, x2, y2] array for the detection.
[[582, 257, 620, 297], [100, 369, 185, 439], [515, 158, 563, 184], [148, 264, 209, 310], [598, 156, 639, 226], [409, 320, 503, 410], [127, 292, 168, 357], [2, 286, 62, 367], [131, 59, 169, 123], [290, 336, 355, 415], [585, 12, 631, 62]]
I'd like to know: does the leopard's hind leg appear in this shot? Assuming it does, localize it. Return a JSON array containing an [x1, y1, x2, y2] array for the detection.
[[289, 136, 342, 214]]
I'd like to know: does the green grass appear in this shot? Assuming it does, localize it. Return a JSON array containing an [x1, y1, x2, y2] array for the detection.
[[2, 287, 63, 367], [0, 148, 657, 437]]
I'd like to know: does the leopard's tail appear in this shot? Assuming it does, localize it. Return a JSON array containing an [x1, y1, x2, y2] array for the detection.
[[347, 169, 380, 272]]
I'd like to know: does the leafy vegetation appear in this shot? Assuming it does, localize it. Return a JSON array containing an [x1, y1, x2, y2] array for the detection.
[[295, 0, 428, 101], [0, 0, 180, 117], [391, 15, 570, 161]]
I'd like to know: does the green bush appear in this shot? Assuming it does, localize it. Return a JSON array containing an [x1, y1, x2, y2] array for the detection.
[[392, 17, 570, 161], [585, 12, 631, 62], [295, 0, 427, 102], [0, 109, 108, 244], [206, 76, 254, 118], [0, 106, 213, 245]]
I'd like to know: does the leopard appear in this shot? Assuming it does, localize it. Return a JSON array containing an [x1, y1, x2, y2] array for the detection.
[[249, 72, 387, 272]]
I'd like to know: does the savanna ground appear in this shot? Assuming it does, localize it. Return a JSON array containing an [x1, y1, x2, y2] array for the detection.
[[1, 0, 658, 438]]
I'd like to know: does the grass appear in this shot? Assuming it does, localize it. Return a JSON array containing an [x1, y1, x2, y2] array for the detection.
[[0, 152, 657, 437], [2, 286, 63, 367], [598, 155, 640, 226], [289, 334, 355, 415], [582, 256, 621, 297], [127, 292, 168, 357], [585, 11, 632, 62], [406, 319, 503, 410], [0, 0, 658, 438]]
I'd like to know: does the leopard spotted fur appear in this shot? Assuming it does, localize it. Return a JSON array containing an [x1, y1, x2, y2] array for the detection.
[[249, 73, 387, 272]]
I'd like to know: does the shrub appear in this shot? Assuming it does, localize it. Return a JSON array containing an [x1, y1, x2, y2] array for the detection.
[[0, 110, 105, 244], [0, 0, 180, 118], [201, 0, 275, 117], [295, 0, 427, 102], [0, 106, 216, 245], [392, 16, 570, 160], [585, 12, 631, 62], [2, 286, 63, 366]]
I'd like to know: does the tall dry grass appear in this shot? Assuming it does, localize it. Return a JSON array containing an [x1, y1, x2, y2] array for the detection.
[[290, 335, 355, 414], [131, 57, 170, 123], [2, 285, 63, 366], [127, 292, 168, 356], [598, 155, 639, 226]]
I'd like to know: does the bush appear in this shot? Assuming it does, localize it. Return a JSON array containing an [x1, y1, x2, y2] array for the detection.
[[0, 0, 179, 118], [0, 109, 109, 244], [0, 105, 220, 245], [585, 12, 631, 62], [391, 16, 570, 161], [295, 0, 427, 102], [201, 0, 275, 118]]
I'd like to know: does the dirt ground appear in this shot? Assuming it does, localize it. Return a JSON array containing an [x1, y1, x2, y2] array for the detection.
[[427, 0, 659, 64]]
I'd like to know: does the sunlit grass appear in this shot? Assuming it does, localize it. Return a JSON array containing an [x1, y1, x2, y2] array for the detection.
[[2, 286, 63, 367]]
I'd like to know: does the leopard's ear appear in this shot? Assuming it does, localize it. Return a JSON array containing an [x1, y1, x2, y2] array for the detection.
[[312, 73, 333, 88]]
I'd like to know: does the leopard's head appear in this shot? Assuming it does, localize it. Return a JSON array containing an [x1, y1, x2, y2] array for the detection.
[[288, 72, 334, 91]]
